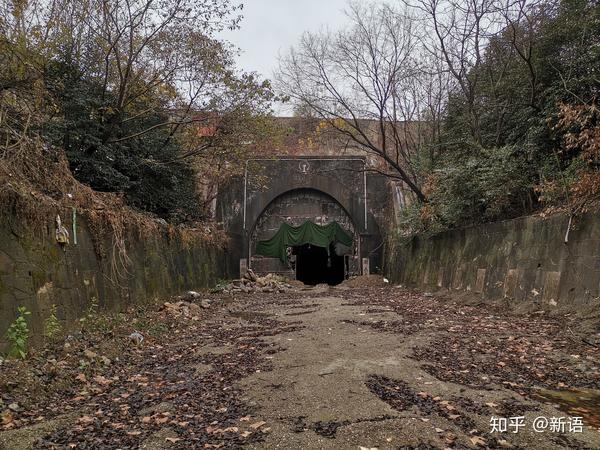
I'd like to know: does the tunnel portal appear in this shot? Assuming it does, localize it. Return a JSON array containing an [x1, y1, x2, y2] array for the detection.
[[217, 156, 388, 281], [250, 188, 358, 284]]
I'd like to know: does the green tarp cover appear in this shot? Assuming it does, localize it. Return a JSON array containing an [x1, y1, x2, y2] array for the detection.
[[256, 221, 353, 264]]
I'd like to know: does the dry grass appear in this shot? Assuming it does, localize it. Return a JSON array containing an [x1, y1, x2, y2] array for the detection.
[[0, 141, 227, 283]]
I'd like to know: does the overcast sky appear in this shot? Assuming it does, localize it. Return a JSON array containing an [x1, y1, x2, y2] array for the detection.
[[220, 0, 353, 114]]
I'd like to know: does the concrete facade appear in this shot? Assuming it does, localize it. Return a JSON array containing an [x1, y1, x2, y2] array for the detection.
[[218, 156, 390, 278]]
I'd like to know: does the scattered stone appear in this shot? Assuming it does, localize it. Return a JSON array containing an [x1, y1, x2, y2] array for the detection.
[[184, 290, 201, 300], [310, 420, 349, 438], [217, 271, 294, 294], [162, 301, 202, 318], [129, 331, 144, 345], [200, 299, 211, 309], [244, 269, 258, 282]]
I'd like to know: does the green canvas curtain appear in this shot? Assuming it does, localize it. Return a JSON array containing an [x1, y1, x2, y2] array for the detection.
[[255, 221, 353, 264]]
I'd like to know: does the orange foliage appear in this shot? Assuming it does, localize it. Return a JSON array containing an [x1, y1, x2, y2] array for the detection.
[[547, 102, 600, 214], [538, 103, 600, 214]]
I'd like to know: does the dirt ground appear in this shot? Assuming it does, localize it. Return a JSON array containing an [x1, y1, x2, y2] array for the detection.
[[1, 282, 600, 449]]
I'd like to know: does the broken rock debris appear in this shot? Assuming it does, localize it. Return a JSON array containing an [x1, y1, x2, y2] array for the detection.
[[215, 270, 295, 294]]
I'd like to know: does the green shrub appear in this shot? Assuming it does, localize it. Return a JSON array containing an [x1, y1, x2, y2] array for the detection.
[[5, 306, 31, 359], [43, 304, 62, 341], [79, 296, 99, 329]]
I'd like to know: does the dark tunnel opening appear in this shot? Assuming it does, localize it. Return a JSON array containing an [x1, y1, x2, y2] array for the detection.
[[294, 242, 345, 286]]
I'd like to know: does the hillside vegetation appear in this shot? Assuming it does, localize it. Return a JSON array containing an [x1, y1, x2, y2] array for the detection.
[[0, 0, 279, 227], [279, 0, 600, 233]]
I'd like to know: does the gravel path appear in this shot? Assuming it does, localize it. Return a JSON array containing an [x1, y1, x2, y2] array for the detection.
[[1, 284, 599, 449]]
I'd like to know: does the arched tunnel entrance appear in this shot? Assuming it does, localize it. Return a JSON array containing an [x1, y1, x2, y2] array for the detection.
[[249, 188, 359, 285]]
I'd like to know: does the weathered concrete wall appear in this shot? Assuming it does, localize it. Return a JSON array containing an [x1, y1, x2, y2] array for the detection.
[[0, 215, 228, 347], [385, 213, 600, 307]]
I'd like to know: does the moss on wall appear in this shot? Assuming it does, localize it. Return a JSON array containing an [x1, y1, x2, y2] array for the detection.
[[0, 216, 229, 349]]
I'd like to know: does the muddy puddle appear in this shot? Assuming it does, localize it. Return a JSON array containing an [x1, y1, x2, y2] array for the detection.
[[532, 387, 600, 429]]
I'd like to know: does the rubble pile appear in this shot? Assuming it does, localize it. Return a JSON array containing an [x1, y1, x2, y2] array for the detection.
[[162, 291, 212, 319], [161, 300, 203, 319], [218, 269, 295, 294]]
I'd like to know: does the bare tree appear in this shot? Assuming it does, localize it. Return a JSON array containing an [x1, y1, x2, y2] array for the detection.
[[63, 0, 244, 145], [410, 0, 508, 145], [277, 1, 439, 202], [0, 0, 249, 150], [501, 0, 555, 110]]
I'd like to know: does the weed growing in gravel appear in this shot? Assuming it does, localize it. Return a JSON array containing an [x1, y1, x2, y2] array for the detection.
[[79, 296, 99, 326], [132, 318, 169, 338], [5, 306, 31, 359], [43, 304, 62, 342], [211, 278, 232, 293]]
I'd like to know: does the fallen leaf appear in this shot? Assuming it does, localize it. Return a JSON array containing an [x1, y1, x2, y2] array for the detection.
[[1, 411, 13, 426], [470, 436, 487, 447], [75, 373, 87, 383], [249, 421, 266, 429], [92, 375, 112, 386]]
